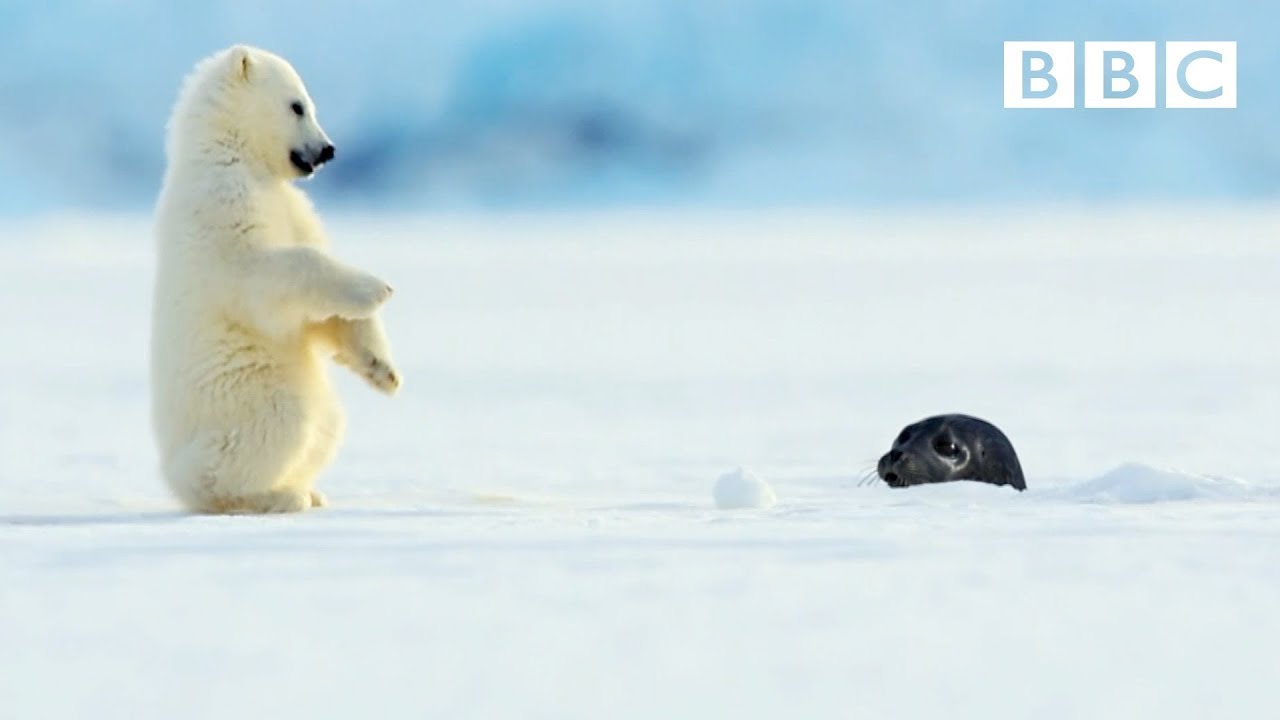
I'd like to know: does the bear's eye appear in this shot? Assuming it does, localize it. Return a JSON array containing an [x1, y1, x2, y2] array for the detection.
[[290, 101, 305, 118]]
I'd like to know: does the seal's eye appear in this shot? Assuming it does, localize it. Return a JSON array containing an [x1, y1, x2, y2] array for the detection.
[[933, 437, 960, 458], [290, 101, 305, 118]]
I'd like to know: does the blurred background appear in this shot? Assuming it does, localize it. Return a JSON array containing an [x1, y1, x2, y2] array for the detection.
[[0, 0, 1275, 214]]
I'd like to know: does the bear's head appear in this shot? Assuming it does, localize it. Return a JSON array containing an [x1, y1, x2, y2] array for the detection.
[[169, 45, 335, 181]]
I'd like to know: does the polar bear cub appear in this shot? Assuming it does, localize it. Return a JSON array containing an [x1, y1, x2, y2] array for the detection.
[[151, 46, 400, 514]]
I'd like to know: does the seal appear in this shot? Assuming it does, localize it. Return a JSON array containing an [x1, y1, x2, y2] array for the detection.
[[876, 414, 1026, 491]]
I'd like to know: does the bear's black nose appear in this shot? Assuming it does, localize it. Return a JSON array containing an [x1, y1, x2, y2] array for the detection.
[[317, 144, 335, 165]]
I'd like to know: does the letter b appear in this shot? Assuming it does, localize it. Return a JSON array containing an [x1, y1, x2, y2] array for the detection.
[[1102, 51, 1138, 99], [1022, 51, 1057, 99]]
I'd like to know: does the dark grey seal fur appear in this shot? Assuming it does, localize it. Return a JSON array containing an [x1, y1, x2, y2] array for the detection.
[[877, 414, 1025, 491]]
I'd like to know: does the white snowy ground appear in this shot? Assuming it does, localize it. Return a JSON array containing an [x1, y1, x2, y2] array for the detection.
[[1, 208, 1278, 718]]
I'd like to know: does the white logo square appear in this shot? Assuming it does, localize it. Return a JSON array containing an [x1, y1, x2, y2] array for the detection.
[[1004, 42, 1075, 109], [1166, 42, 1237, 109], [1084, 42, 1156, 109]]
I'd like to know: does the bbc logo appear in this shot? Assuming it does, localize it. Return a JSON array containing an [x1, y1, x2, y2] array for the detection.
[[1004, 41, 1237, 109]]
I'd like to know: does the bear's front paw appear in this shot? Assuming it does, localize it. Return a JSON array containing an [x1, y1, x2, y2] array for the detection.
[[359, 352, 401, 395], [342, 273, 394, 318]]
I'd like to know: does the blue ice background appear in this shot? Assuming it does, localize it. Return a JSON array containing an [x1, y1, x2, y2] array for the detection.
[[0, 0, 1275, 213]]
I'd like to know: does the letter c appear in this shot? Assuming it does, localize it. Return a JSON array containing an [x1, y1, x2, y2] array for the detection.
[[1178, 50, 1224, 100]]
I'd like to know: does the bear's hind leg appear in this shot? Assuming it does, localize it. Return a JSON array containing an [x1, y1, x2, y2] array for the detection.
[[281, 401, 344, 510], [162, 405, 316, 515]]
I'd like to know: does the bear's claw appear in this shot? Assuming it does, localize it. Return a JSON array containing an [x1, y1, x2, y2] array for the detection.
[[363, 355, 401, 395]]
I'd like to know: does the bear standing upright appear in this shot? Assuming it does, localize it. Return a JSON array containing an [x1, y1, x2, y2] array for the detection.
[[151, 46, 400, 514]]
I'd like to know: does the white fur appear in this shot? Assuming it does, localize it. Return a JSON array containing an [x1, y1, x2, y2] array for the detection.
[[151, 45, 400, 514]]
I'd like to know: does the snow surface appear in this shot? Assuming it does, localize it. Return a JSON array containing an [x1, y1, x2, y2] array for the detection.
[[1, 208, 1279, 718], [713, 467, 777, 509]]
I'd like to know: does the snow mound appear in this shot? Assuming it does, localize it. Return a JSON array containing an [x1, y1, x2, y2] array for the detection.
[[1058, 463, 1255, 504], [713, 467, 777, 510]]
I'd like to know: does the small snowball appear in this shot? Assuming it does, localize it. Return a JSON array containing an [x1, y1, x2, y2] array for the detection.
[[714, 467, 777, 510]]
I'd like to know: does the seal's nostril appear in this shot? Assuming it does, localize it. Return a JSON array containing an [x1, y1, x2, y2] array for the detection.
[[317, 144, 335, 164]]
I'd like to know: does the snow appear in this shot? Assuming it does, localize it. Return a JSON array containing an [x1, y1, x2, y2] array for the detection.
[[1, 208, 1279, 718], [713, 467, 777, 509], [1050, 463, 1263, 504]]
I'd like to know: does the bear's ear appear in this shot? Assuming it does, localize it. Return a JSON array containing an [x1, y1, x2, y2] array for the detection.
[[228, 45, 253, 82]]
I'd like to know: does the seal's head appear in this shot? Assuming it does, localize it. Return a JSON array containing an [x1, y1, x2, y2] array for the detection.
[[877, 414, 1025, 491]]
